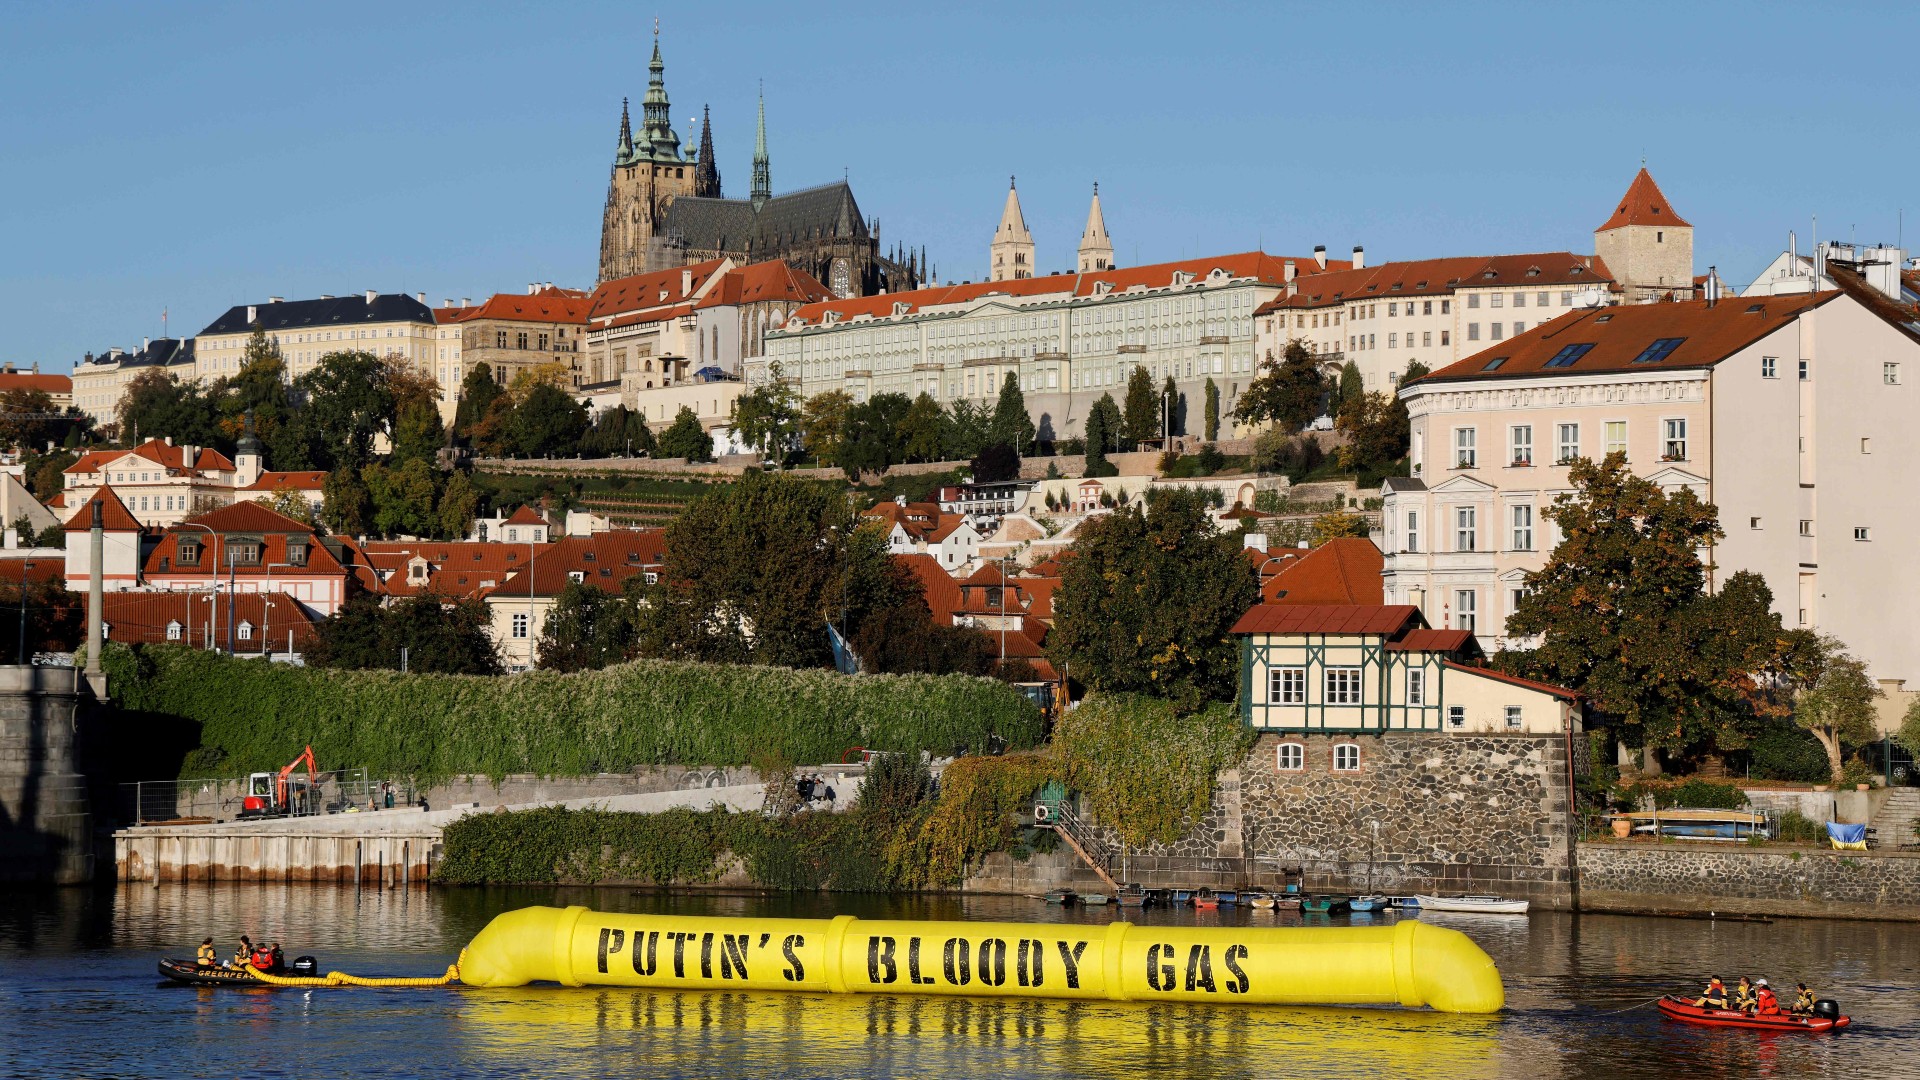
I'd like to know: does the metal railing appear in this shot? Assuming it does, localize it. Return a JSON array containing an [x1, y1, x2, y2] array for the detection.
[[120, 767, 406, 825]]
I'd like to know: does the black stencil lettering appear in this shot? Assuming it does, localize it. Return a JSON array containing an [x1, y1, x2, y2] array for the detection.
[[943, 938, 972, 986], [868, 936, 899, 984], [597, 928, 625, 974], [721, 934, 751, 979], [633, 931, 659, 976], [978, 939, 1008, 987], [700, 932, 715, 979], [1147, 943, 1175, 992], [1056, 940, 1088, 989], [668, 932, 690, 978], [1017, 939, 1044, 988], [1223, 944, 1249, 995], [782, 934, 806, 982], [908, 937, 937, 985], [1185, 944, 1216, 993]]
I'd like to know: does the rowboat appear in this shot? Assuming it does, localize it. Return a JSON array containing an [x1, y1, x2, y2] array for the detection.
[[1043, 889, 1076, 905], [1348, 897, 1386, 913], [1193, 889, 1220, 910], [1301, 896, 1350, 915], [1656, 995, 1849, 1032], [1268, 895, 1302, 911], [1116, 885, 1148, 908], [1248, 893, 1276, 910], [1608, 808, 1770, 842], [1413, 894, 1528, 914], [1080, 892, 1112, 907]]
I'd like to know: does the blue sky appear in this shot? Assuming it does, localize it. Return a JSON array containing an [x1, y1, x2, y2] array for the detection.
[[4, 1, 1916, 371]]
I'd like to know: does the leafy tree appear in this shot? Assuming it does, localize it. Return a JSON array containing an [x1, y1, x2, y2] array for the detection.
[[989, 372, 1035, 453], [455, 364, 503, 439], [321, 466, 373, 536], [1334, 390, 1409, 471], [213, 325, 292, 444], [944, 398, 992, 460], [294, 351, 392, 468], [839, 393, 911, 480], [467, 392, 517, 456], [658, 406, 714, 462], [0, 388, 64, 451], [800, 390, 853, 466], [309, 593, 502, 675], [1895, 697, 1920, 760], [898, 393, 947, 463], [379, 359, 442, 420], [1498, 455, 1789, 762], [1049, 489, 1260, 709], [1336, 360, 1364, 413], [633, 471, 909, 668], [1310, 509, 1371, 545], [0, 579, 84, 659], [536, 582, 638, 672], [1083, 393, 1121, 477], [1203, 377, 1220, 441], [363, 458, 439, 538], [509, 383, 588, 458], [391, 402, 445, 466], [1122, 365, 1158, 448], [732, 363, 802, 461], [118, 369, 220, 449], [258, 486, 316, 526], [1233, 339, 1325, 432], [437, 470, 480, 539], [1782, 634, 1882, 785], [971, 442, 1020, 484], [851, 593, 994, 676], [25, 449, 76, 501], [582, 404, 654, 458]]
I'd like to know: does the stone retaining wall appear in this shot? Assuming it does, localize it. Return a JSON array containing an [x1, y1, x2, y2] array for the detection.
[[1579, 841, 1920, 920]]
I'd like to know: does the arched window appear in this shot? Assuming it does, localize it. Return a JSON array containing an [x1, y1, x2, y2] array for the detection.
[[1332, 743, 1361, 772], [166, 620, 182, 641], [237, 621, 253, 641], [1275, 743, 1304, 772]]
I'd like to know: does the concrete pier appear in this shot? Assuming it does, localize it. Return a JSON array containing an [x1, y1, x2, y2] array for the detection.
[[0, 666, 104, 885]]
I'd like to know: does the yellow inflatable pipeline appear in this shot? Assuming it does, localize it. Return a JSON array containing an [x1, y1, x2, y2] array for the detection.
[[456, 906, 1504, 1014]]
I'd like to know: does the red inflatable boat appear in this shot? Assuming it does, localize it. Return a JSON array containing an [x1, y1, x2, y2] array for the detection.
[[1657, 995, 1850, 1032]]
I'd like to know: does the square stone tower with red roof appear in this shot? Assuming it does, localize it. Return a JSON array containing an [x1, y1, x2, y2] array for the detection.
[[1593, 167, 1694, 303]]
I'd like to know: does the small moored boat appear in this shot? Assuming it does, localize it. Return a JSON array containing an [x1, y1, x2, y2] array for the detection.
[[1216, 891, 1239, 905], [1301, 895, 1350, 915], [1193, 889, 1220, 910], [1080, 892, 1112, 907], [1043, 889, 1076, 905], [1117, 885, 1149, 908], [1248, 893, 1275, 910], [1348, 896, 1385, 913], [1656, 995, 1849, 1032], [1170, 889, 1192, 906], [1412, 894, 1529, 914]]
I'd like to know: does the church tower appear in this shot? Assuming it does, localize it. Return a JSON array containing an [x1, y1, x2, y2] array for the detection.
[[989, 177, 1034, 281], [1077, 182, 1113, 273], [597, 25, 696, 284], [693, 105, 721, 198], [1593, 167, 1693, 304], [750, 92, 771, 210]]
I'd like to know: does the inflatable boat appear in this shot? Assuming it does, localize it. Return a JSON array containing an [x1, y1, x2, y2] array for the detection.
[[159, 956, 319, 986], [1656, 995, 1850, 1032]]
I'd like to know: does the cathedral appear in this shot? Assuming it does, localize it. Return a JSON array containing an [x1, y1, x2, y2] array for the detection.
[[597, 31, 922, 298]]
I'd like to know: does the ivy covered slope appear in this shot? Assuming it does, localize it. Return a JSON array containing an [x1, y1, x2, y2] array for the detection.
[[103, 643, 1042, 782]]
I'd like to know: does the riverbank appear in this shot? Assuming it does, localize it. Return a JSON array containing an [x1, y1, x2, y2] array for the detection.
[[1578, 839, 1920, 921]]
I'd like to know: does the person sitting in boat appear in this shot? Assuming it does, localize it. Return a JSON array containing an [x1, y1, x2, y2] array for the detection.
[[1753, 979, 1781, 1016], [195, 938, 218, 968], [249, 942, 276, 972], [1791, 983, 1816, 1014], [1732, 977, 1757, 1012], [1693, 976, 1728, 1009], [269, 943, 285, 973], [230, 935, 254, 969]]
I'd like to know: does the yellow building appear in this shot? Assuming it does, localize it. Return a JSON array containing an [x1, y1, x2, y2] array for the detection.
[[193, 292, 439, 384]]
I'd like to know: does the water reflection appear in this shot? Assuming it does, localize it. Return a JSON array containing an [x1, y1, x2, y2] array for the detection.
[[0, 884, 1914, 1079]]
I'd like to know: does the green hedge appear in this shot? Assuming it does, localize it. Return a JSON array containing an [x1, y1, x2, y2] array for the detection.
[[103, 643, 1041, 783]]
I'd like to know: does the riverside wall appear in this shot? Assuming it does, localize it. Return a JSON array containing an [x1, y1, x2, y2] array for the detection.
[[1578, 842, 1920, 921], [967, 732, 1580, 908], [0, 666, 105, 885]]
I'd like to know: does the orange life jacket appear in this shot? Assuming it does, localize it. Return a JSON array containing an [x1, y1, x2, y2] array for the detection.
[[1756, 987, 1779, 1014]]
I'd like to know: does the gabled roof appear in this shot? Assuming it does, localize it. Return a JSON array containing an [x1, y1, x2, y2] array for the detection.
[[696, 260, 834, 309], [661, 181, 869, 255], [66, 439, 234, 475], [198, 294, 434, 336], [1387, 628, 1477, 653], [62, 486, 143, 532], [1410, 293, 1835, 387], [1261, 538, 1384, 605], [181, 501, 316, 534], [1443, 660, 1581, 701], [0, 371, 72, 395], [445, 293, 592, 326], [100, 590, 318, 652], [1255, 252, 1611, 313], [894, 553, 962, 624], [493, 530, 666, 598], [1596, 168, 1690, 231], [589, 259, 730, 321], [1822, 261, 1920, 346], [1231, 603, 1420, 636], [359, 540, 540, 598], [502, 505, 554, 527], [243, 470, 327, 492]]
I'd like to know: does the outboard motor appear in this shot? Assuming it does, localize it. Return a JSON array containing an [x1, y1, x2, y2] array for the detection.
[[291, 955, 319, 977], [1812, 999, 1841, 1020]]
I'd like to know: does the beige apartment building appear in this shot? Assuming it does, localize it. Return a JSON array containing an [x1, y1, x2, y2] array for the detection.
[[443, 287, 591, 392], [70, 338, 196, 430], [1380, 264, 1920, 693], [194, 292, 439, 384], [63, 437, 237, 527]]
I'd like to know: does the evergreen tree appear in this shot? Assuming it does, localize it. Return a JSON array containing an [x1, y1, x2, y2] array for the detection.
[[1337, 360, 1364, 413], [1161, 375, 1183, 437], [1083, 393, 1121, 477], [509, 383, 589, 458], [436, 470, 480, 539], [943, 398, 991, 460], [1121, 365, 1158, 447], [455, 365, 502, 440], [1203, 377, 1220, 441], [989, 371, 1036, 453], [658, 406, 714, 462]]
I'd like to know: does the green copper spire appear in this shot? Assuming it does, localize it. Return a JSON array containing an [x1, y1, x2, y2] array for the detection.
[[750, 88, 771, 209], [640, 20, 681, 162]]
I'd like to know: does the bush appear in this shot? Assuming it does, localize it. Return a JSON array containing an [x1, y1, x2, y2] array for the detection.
[[1615, 777, 1748, 810], [1745, 721, 1832, 783], [104, 642, 1042, 783], [1776, 809, 1825, 844]]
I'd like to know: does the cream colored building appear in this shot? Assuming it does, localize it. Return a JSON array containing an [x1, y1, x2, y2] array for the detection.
[[989, 179, 1035, 282], [443, 286, 591, 393], [1382, 265, 1920, 691], [62, 437, 237, 527], [194, 292, 439, 384], [70, 338, 196, 430], [753, 250, 1349, 445], [586, 258, 829, 395]]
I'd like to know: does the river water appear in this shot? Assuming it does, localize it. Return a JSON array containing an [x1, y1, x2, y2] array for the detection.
[[1, 884, 1913, 1079]]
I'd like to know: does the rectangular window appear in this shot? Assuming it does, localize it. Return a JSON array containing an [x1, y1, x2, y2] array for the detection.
[[1505, 706, 1523, 730], [1467, 323, 1480, 341], [1662, 418, 1688, 460], [1275, 743, 1304, 771], [1441, 329, 1450, 345], [1455, 427, 1477, 468], [1422, 331, 1432, 347], [1490, 323, 1504, 340], [1447, 706, 1466, 729], [1511, 586, 1529, 614], [1389, 333, 1398, 348], [1556, 423, 1579, 464], [1561, 291, 1573, 306], [1860, 437, 1871, 454], [1799, 519, 1813, 536], [1490, 293, 1503, 308], [1388, 303, 1398, 316], [1512, 321, 1526, 334], [511, 613, 529, 639], [1885, 362, 1900, 385], [1544, 343, 1593, 368], [1762, 356, 1777, 378], [1511, 504, 1534, 550], [1405, 510, 1419, 553], [1269, 667, 1306, 705], [1441, 300, 1451, 314], [1455, 506, 1477, 552], [1324, 667, 1363, 705], [1332, 743, 1360, 772], [1511, 292, 1526, 308], [1799, 359, 1810, 381], [1632, 337, 1686, 365], [1855, 527, 1871, 541], [1454, 589, 1476, 632], [1406, 668, 1426, 706], [1467, 294, 1480, 309], [1750, 516, 1763, 530], [1509, 425, 1533, 465], [1604, 421, 1628, 458]]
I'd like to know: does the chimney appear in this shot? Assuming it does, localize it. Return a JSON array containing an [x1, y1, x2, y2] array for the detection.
[[416, 292, 425, 304], [443, 299, 453, 308], [528, 283, 538, 295], [681, 270, 694, 295], [1243, 532, 1268, 553], [364, 289, 377, 304], [142, 337, 150, 351], [246, 305, 257, 324], [462, 297, 471, 307], [320, 294, 334, 300], [1705, 266, 1721, 307], [268, 296, 283, 304], [1284, 260, 1296, 283], [1351, 245, 1365, 270], [1313, 246, 1327, 270]]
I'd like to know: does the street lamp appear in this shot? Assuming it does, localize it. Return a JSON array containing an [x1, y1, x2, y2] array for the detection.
[[175, 523, 219, 651], [261, 562, 294, 658]]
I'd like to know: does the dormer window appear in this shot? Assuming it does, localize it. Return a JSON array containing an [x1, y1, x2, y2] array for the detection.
[[166, 620, 182, 641], [225, 539, 262, 566], [237, 621, 253, 641], [287, 542, 308, 567], [177, 540, 199, 566]]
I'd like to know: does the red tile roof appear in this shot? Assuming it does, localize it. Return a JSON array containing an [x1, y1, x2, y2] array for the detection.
[[0, 372, 72, 395], [502, 505, 554, 527], [1230, 603, 1420, 636], [0, 557, 63, 587], [1412, 293, 1835, 386], [1256, 252, 1610, 314], [65, 439, 235, 476], [1261, 538, 1384, 605], [434, 304, 482, 324], [589, 259, 730, 321], [62, 486, 143, 532], [445, 292, 592, 326], [784, 251, 1350, 327], [1386, 628, 1477, 653], [182, 501, 317, 534], [360, 540, 543, 598], [493, 530, 666, 597], [895, 553, 962, 624], [242, 470, 327, 492], [101, 590, 317, 652], [1596, 168, 1690, 231], [1443, 660, 1581, 701], [697, 261, 834, 309]]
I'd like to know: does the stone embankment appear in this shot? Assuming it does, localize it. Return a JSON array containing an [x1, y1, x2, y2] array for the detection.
[[1580, 841, 1920, 921]]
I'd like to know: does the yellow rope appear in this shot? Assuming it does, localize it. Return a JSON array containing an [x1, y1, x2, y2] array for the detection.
[[244, 962, 461, 988]]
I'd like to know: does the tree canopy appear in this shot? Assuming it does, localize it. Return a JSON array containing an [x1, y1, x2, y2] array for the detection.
[[658, 406, 714, 463], [1121, 365, 1158, 447], [309, 593, 502, 675], [1083, 393, 1121, 477], [1782, 633, 1882, 784], [989, 372, 1035, 453], [1233, 339, 1325, 432], [536, 582, 640, 673]]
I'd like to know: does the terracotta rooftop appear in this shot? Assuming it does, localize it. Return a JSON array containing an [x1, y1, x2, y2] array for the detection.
[[1256, 252, 1611, 314], [502, 505, 555, 528], [0, 372, 72, 395], [445, 292, 592, 325], [242, 470, 327, 492], [589, 259, 730, 321], [1443, 660, 1581, 701], [66, 439, 235, 476], [894, 553, 962, 624], [697, 261, 834, 309], [62, 486, 143, 532], [1596, 168, 1691, 231], [101, 590, 317, 652], [1230, 603, 1420, 637], [181, 501, 317, 534], [1261, 538, 1384, 605], [494, 530, 666, 598]]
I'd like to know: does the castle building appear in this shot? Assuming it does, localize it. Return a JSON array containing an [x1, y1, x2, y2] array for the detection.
[[1592, 167, 1694, 303], [595, 30, 920, 299], [989, 178, 1034, 282]]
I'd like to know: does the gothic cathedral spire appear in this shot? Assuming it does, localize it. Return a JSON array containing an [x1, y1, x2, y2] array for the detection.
[[694, 104, 721, 197], [1078, 181, 1113, 273], [616, 97, 634, 164], [751, 90, 772, 209], [989, 176, 1034, 281], [639, 22, 682, 161]]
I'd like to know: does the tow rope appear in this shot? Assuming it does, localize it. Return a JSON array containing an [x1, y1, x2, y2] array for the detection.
[[245, 953, 463, 988]]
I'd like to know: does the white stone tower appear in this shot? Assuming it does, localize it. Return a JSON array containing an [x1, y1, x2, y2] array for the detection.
[[989, 176, 1034, 281], [1077, 182, 1113, 273], [1593, 167, 1694, 304]]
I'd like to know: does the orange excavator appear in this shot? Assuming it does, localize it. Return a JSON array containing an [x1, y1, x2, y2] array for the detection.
[[239, 746, 318, 818]]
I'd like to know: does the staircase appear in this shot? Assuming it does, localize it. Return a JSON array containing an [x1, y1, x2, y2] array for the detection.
[[1870, 788, 1920, 848], [1047, 803, 1120, 891]]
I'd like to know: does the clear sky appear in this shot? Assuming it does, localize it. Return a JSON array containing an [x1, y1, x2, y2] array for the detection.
[[5, 1, 1916, 371]]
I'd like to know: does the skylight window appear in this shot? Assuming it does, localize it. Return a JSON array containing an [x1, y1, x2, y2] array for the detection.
[[1543, 343, 1595, 368], [1481, 357, 1509, 371], [1631, 337, 1686, 365], [1745, 304, 1765, 314]]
